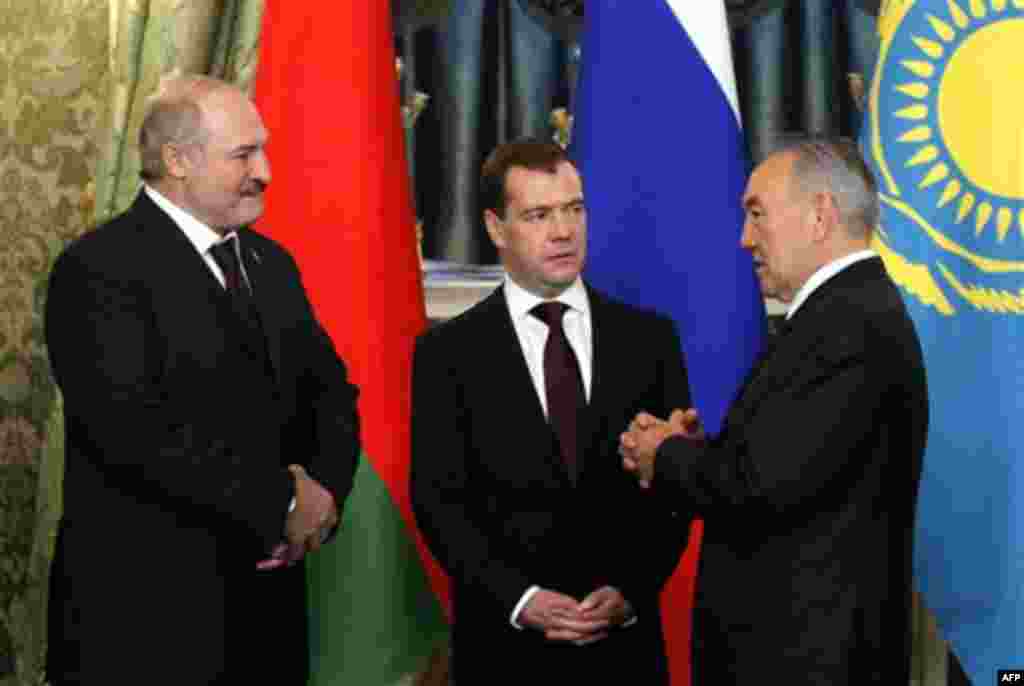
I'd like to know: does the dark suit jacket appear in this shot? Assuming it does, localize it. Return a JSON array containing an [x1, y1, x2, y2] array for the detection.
[[44, 191, 360, 685], [411, 284, 691, 685], [656, 257, 928, 685]]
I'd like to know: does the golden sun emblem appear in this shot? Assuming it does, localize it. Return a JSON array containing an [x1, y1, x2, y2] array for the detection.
[[867, 0, 1024, 315]]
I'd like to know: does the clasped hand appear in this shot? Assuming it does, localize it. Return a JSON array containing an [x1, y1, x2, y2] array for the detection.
[[519, 587, 632, 646], [256, 464, 338, 570], [620, 408, 703, 488]]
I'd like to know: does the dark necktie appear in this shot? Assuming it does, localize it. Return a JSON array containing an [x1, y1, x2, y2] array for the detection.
[[209, 235, 273, 372], [531, 301, 586, 477], [209, 236, 251, 299]]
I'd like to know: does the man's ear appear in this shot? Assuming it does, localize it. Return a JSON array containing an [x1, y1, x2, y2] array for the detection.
[[484, 209, 505, 250], [810, 191, 840, 242], [162, 143, 191, 180]]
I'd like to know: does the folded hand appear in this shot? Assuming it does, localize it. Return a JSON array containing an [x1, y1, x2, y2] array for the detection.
[[518, 589, 611, 645], [255, 541, 305, 571], [285, 464, 338, 553]]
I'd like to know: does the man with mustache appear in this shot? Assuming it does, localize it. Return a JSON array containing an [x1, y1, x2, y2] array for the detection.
[[44, 75, 360, 685], [411, 138, 691, 684], [621, 138, 928, 685]]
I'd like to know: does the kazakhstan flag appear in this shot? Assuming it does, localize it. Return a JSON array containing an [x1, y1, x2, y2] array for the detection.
[[862, 1, 1024, 681]]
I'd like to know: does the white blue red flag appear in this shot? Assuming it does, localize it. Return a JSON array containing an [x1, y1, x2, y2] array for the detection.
[[573, 3, 766, 684]]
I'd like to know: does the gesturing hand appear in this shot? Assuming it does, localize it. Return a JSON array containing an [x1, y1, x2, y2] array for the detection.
[[670, 407, 704, 442], [620, 408, 702, 487]]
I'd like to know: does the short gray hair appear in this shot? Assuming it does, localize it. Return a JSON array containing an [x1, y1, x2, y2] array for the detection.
[[138, 75, 230, 181], [781, 137, 879, 240]]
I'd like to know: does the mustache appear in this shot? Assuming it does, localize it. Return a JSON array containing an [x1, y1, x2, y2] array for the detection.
[[242, 180, 267, 196]]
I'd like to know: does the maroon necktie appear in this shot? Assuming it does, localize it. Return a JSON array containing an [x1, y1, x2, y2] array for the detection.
[[531, 301, 586, 477], [209, 236, 250, 298]]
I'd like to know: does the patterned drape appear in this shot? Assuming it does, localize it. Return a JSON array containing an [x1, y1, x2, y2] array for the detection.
[[0, 2, 263, 683], [0, 2, 107, 682]]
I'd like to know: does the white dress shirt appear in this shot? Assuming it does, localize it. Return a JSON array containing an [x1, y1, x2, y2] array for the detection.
[[504, 275, 593, 413], [502, 275, 593, 628], [144, 184, 250, 290]]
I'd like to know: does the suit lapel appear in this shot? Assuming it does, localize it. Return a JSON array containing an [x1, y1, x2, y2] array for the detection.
[[132, 192, 233, 307], [575, 287, 608, 479], [734, 327, 804, 419], [236, 230, 282, 386], [132, 194, 282, 387]]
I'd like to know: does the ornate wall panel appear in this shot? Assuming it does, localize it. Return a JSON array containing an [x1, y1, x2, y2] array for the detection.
[[0, 1, 108, 682]]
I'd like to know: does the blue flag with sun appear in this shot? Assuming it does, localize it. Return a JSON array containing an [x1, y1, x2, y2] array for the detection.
[[861, 0, 1024, 680]]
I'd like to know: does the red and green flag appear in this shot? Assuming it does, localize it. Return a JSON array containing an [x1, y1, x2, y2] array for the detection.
[[254, 5, 450, 684]]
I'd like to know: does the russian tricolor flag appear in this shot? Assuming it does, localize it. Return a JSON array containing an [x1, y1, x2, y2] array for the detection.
[[576, 0, 764, 435], [574, 2, 765, 683]]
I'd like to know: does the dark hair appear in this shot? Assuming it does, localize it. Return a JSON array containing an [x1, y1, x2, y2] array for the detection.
[[481, 138, 573, 218]]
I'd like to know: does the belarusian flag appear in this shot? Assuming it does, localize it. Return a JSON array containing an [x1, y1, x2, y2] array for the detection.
[[254, 5, 450, 684]]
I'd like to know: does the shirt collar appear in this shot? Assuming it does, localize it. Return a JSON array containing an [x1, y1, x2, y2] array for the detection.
[[504, 274, 590, 323], [144, 184, 237, 255], [786, 249, 877, 320]]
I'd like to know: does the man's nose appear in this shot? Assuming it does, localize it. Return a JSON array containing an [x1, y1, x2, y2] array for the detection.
[[739, 221, 754, 249], [549, 211, 575, 239], [251, 150, 271, 183]]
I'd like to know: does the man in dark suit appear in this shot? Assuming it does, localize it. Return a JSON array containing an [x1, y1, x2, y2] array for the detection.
[[44, 75, 360, 685], [622, 138, 928, 685], [411, 139, 691, 684]]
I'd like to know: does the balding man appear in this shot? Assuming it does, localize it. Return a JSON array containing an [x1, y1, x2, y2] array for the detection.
[[622, 139, 928, 684], [44, 75, 360, 685]]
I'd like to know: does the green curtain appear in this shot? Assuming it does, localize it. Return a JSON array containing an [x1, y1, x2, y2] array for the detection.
[[0, 2, 264, 684]]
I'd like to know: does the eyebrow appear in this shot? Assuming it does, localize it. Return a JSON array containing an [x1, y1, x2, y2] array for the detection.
[[519, 197, 584, 215], [225, 143, 262, 158]]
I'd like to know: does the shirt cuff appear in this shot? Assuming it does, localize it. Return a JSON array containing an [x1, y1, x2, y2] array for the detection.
[[288, 497, 296, 513], [510, 585, 541, 629]]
